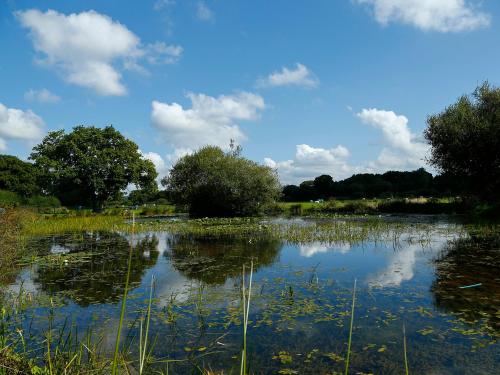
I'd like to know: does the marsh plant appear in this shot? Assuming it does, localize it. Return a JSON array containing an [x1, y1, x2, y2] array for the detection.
[[1, 213, 499, 374]]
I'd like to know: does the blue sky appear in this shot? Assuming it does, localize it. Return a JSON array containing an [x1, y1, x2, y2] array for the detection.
[[1, 0, 499, 184]]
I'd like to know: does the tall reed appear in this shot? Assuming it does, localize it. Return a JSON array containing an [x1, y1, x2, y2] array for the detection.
[[344, 278, 356, 375], [139, 275, 155, 374], [240, 260, 253, 375], [403, 324, 409, 375], [111, 213, 136, 374]]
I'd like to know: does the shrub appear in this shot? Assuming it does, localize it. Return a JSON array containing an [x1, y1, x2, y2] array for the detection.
[[162, 146, 281, 217]]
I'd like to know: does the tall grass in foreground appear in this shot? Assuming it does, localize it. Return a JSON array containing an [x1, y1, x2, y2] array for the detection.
[[139, 275, 156, 375], [344, 279, 356, 375], [111, 214, 136, 375], [23, 215, 124, 236], [403, 324, 409, 375], [240, 261, 253, 375], [0, 209, 36, 284]]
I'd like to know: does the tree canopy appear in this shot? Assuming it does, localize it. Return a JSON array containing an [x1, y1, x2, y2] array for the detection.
[[0, 155, 39, 196], [30, 126, 157, 209], [162, 146, 281, 217], [425, 82, 500, 200]]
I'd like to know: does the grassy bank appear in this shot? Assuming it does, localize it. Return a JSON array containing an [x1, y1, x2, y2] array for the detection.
[[273, 197, 466, 216], [0, 188, 177, 217]]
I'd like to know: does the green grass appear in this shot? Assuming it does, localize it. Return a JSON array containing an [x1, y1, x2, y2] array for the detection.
[[19, 212, 466, 244], [23, 215, 125, 236], [276, 197, 464, 215]]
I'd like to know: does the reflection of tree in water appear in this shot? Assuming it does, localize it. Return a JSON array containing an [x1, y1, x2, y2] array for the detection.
[[431, 233, 500, 333], [166, 235, 282, 284], [33, 232, 159, 306]]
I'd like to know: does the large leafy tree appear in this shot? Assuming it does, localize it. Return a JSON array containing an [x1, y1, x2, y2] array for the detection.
[[0, 155, 39, 196], [425, 82, 500, 199], [30, 126, 157, 209], [162, 146, 281, 217]]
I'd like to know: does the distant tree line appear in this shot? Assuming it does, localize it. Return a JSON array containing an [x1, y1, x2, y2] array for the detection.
[[282, 168, 465, 202]]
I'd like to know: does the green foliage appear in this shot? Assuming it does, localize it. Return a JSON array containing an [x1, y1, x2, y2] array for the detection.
[[0, 189, 61, 212], [138, 204, 174, 216], [162, 146, 281, 217], [0, 189, 23, 206], [425, 82, 500, 200], [127, 189, 154, 205], [0, 155, 39, 197], [30, 125, 158, 210], [314, 174, 334, 198], [25, 195, 61, 208]]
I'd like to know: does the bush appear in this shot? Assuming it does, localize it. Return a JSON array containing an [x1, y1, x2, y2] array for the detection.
[[377, 198, 465, 214], [263, 203, 286, 216], [163, 146, 281, 217], [26, 195, 61, 208], [0, 189, 23, 207], [337, 201, 377, 214]]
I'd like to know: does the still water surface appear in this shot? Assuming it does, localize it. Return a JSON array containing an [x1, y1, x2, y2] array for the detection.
[[6, 218, 500, 374]]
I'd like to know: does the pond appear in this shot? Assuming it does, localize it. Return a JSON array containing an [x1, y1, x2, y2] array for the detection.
[[2, 217, 499, 374]]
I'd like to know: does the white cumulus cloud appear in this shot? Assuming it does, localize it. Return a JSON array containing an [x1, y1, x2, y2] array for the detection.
[[24, 88, 60, 104], [264, 144, 356, 184], [141, 151, 167, 174], [17, 9, 182, 96], [357, 108, 429, 170], [258, 63, 319, 88], [266, 108, 430, 184], [151, 91, 265, 152], [0, 103, 44, 151], [140, 151, 170, 183], [357, 0, 490, 32], [141, 148, 196, 182]]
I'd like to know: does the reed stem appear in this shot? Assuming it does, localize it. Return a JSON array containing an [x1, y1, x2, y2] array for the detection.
[[344, 278, 357, 375], [403, 323, 409, 375], [240, 260, 253, 375], [111, 215, 135, 374]]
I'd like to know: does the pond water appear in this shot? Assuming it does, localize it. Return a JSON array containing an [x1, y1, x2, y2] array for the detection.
[[3, 218, 500, 374]]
